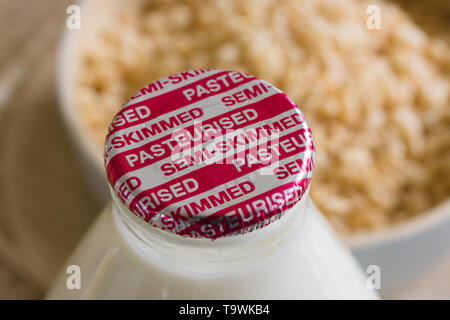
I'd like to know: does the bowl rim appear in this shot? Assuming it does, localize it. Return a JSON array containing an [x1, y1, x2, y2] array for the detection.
[[57, 6, 450, 251], [341, 199, 450, 249], [57, 13, 105, 177]]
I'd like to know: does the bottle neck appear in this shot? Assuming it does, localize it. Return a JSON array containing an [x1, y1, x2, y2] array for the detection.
[[112, 186, 312, 274]]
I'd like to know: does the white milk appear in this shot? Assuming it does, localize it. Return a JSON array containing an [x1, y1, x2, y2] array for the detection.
[[47, 188, 377, 299], [48, 70, 378, 299]]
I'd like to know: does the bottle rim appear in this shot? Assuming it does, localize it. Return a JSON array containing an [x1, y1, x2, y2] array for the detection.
[[111, 184, 311, 248], [111, 185, 311, 273]]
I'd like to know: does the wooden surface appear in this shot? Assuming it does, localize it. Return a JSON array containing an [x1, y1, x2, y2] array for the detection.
[[0, 0, 102, 298], [0, 0, 448, 299]]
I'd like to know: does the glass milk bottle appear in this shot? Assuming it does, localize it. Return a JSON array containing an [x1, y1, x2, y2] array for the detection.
[[47, 69, 378, 299]]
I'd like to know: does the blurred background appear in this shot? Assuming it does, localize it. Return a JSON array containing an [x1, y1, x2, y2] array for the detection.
[[0, 0, 448, 299]]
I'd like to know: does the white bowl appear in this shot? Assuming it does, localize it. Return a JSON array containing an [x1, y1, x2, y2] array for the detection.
[[57, 0, 450, 294], [344, 199, 450, 292]]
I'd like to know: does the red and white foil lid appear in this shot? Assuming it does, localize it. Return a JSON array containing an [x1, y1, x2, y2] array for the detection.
[[104, 69, 315, 239]]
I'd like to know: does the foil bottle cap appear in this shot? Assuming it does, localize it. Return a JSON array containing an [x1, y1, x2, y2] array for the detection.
[[104, 69, 315, 239]]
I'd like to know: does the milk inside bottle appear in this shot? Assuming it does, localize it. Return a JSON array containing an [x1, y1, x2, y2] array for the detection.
[[47, 69, 378, 299]]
